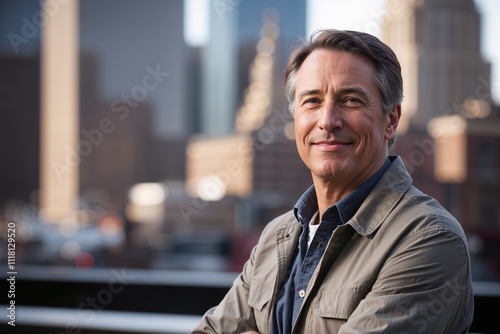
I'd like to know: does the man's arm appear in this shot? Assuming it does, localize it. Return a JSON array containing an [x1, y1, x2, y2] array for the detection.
[[192, 211, 298, 334], [191, 241, 260, 333], [340, 225, 474, 334]]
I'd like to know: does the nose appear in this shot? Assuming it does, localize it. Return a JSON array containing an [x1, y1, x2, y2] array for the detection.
[[318, 102, 342, 132]]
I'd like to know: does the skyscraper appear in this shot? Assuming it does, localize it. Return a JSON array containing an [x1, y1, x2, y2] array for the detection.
[[200, 0, 306, 136], [383, 0, 500, 233], [383, 0, 491, 130]]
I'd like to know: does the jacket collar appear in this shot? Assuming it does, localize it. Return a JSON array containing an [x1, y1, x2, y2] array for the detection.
[[293, 158, 392, 227], [348, 155, 413, 236]]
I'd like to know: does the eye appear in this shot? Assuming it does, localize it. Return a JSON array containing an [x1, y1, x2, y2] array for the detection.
[[343, 97, 363, 107], [304, 97, 321, 105]]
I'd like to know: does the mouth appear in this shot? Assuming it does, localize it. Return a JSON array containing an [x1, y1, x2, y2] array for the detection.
[[313, 139, 351, 152]]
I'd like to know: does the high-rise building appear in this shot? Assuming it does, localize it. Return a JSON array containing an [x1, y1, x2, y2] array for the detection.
[[186, 5, 310, 230], [0, 0, 190, 214], [200, 0, 238, 136], [200, 0, 306, 136], [80, 0, 188, 140], [383, 0, 491, 130], [383, 0, 500, 233], [0, 0, 41, 206]]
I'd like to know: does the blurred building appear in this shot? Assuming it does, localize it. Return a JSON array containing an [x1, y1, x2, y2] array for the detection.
[[200, 0, 306, 136], [0, 0, 309, 266], [2, 0, 497, 274], [0, 0, 190, 213], [383, 0, 491, 130], [0, 55, 40, 206], [236, 0, 307, 120], [78, 0, 189, 212], [200, 0, 238, 136], [80, 0, 189, 140], [383, 0, 500, 231], [428, 111, 500, 230], [0, 0, 41, 206], [183, 1, 309, 232]]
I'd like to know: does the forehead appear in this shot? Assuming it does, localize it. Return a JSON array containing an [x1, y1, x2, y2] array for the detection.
[[295, 49, 377, 92]]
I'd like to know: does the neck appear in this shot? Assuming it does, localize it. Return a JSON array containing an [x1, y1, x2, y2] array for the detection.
[[313, 180, 352, 221], [312, 159, 387, 221]]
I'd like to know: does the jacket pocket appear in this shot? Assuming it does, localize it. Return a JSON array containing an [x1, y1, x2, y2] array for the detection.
[[248, 278, 273, 311], [313, 287, 364, 319]]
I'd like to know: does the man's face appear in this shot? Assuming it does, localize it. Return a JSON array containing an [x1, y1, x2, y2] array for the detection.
[[293, 49, 399, 189]]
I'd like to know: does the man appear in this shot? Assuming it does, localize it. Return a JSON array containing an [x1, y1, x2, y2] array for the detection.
[[192, 29, 473, 334]]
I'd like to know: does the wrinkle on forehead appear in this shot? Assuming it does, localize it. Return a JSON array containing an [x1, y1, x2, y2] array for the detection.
[[295, 49, 377, 100]]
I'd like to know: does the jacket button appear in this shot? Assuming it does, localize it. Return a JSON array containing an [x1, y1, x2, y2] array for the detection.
[[299, 289, 305, 298]]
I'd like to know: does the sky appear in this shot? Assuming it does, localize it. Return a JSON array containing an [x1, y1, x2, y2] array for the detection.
[[185, 0, 500, 103]]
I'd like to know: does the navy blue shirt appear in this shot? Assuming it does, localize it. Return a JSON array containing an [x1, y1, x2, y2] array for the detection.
[[271, 159, 391, 334]]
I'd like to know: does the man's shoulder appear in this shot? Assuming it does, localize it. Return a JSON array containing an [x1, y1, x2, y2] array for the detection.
[[249, 210, 300, 260], [379, 156, 465, 237], [262, 210, 297, 233], [397, 185, 466, 239], [251, 210, 299, 244]]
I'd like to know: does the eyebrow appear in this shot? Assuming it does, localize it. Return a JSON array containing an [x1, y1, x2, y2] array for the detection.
[[297, 89, 321, 101], [337, 86, 370, 101], [297, 86, 370, 101]]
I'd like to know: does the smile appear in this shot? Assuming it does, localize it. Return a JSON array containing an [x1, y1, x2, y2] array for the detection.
[[313, 140, 351, 152]]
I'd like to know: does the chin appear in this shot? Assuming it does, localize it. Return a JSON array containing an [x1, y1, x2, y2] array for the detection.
[[313, 165, 346, 180], [316, 157, 358, 176]]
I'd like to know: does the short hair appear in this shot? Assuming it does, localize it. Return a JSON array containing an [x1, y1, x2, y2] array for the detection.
[[285, 29, 403, 116]]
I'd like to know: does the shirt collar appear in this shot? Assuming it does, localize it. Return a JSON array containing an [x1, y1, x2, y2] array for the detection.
[[293, 184, 317, 225], [294, 158, 391, 226]]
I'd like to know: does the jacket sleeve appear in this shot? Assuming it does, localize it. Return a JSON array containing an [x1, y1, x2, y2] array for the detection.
[[191, 234, 263, 334], [339, 224, 474, 334], [192, 219, 273, 334]]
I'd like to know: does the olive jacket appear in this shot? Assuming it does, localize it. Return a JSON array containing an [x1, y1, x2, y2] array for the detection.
[[192, 156, 474, 334]]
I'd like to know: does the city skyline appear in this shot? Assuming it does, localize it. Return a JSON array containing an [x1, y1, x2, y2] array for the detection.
[[184, 0, 500, 104], [307, 0, 500, 104]]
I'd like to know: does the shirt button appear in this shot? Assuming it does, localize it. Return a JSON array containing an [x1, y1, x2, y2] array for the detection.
[[299, 289, 306, 298]]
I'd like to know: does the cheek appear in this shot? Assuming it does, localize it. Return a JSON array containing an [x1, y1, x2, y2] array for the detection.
[[352, 113, 384, 139], [294, 115, 312, 140]]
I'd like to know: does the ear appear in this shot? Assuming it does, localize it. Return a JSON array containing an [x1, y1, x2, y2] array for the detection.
[[385, 104, 401, 141]]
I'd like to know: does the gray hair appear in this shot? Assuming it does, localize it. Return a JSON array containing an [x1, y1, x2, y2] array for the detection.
[[285, 29, 403, 117]]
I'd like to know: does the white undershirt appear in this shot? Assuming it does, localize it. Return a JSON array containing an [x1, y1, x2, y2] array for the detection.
[[307, 211, 320, 248]]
